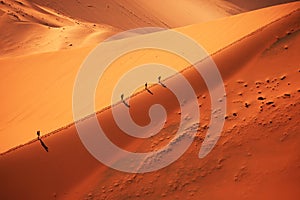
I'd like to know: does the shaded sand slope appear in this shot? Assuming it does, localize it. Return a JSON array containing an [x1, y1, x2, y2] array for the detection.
[[0, 5, 299, 200], [0, 2, 299, 154], [225, 0, 299, 10]]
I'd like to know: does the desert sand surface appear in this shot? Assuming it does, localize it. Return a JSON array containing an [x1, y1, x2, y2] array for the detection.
[[0, 1, 299, 154], [0, 1, 300, 200]]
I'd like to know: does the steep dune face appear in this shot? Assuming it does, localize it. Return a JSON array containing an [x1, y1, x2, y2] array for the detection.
[[0, 2, 298, 154], [0, 3, 299, 200], [176, 2, 300, 55]]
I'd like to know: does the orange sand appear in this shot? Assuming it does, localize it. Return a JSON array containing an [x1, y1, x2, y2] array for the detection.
[[0, 1, 299, 200]]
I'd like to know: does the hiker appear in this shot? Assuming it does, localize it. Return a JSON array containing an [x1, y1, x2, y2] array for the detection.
[[158, 76, 167, 88], [145, 82, 153, 95], [121, 94, 130, 108], [37, 130, 40, 139], [36, 131, 49, 152]]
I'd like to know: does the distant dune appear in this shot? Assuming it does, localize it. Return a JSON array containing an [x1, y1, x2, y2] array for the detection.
[[1, 0, 296, 57], [0, 0, 242, 57], [225, 0, 299, 10], [0, 1, 299, 199]]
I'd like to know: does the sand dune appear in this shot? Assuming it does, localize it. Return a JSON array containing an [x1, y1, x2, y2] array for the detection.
[[0, 2, 299, 200], [0, 0, 243, 57], [0, 1, 298, 154], [2, 0, 294, 57], [0, 0, 120, 56]]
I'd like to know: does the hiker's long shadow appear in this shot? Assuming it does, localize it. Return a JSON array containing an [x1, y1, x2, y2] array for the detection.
[[121, 94, 130, 108], [38, 138, 49, 152], [145, 82, 154, 95]]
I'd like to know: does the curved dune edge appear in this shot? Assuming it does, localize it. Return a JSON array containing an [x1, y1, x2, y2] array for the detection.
[[0, 2, 299, 154], [0, 3, 299, 200]]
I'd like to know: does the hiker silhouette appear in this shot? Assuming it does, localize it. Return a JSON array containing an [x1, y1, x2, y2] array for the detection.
[[37, 130, 40, 138], [158, 76, 167, 88], [36, 131, 49, 152], [145, 82, 153, 95], [121, 94, 130, 108]]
